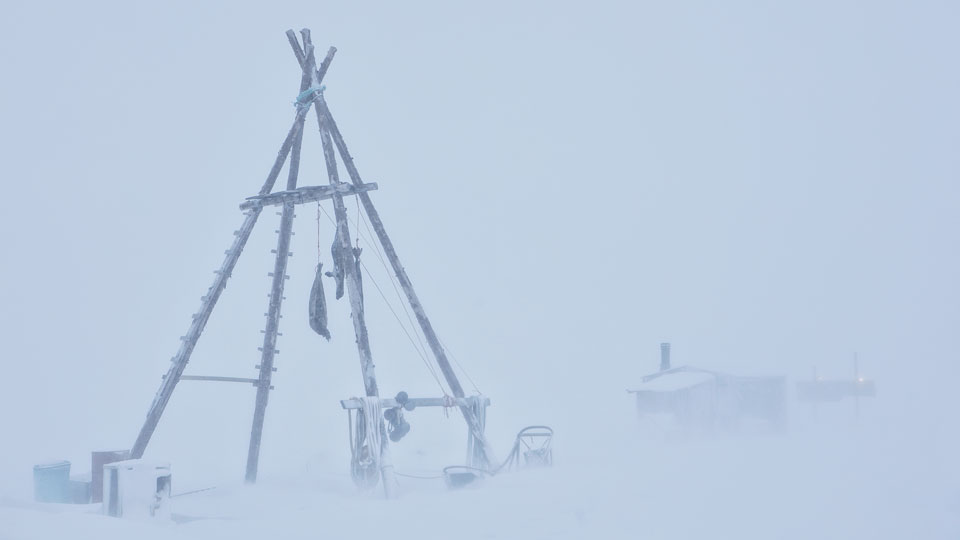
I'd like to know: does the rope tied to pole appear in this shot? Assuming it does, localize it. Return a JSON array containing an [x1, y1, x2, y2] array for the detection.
[[317, 201, 448, 394], [350, 396, 385, 490], [294, 85, 325, 109]]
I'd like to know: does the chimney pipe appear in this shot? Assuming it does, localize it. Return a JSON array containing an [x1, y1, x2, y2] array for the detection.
[[660, 342, 671, 371]]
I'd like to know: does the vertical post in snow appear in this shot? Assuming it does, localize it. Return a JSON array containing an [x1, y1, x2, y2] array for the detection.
[[245, 118, 307, 483], [245, 31, 319, 484], [301, 29, 395, 496]]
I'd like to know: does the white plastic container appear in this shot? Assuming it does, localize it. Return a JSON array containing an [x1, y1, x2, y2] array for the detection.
[[102, 459, 171, 520]]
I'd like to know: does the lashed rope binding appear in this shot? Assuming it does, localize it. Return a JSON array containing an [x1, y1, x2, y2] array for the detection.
[[465, 395, 490, 469], [350, 396, 385, 490], [294, 85, 325, 109]]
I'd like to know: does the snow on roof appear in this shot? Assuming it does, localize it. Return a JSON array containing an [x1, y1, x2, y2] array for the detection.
[[628, 369, 715, 392]]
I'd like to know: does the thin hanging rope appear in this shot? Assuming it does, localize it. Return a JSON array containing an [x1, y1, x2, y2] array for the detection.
[[358, 256, 446, 394], [354, 193, 361, 250], [354, 200, 481, 395], [438, 337, 481, 394], [351, 204, 431, 363], [317, 203, 446, 394], [357, 203, 431, 364]]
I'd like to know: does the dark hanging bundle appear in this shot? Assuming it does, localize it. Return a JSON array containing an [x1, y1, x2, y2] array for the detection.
[[309, 263, 330, 339], [327, 226, 346, 300], [353, 246, 363, 304], [384, 392, 411, 442]]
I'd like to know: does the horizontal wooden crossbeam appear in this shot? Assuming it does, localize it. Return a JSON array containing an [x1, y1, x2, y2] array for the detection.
[[180, 375, 260, 385], [239, 182, 378, 210], [339, 396, 490, 410]]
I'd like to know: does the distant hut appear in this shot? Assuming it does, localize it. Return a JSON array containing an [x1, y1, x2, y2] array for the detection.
[[628, 344, 786, 430]]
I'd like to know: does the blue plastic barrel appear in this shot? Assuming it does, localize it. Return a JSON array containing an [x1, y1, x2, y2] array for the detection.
[[33, 461, 71, 503]]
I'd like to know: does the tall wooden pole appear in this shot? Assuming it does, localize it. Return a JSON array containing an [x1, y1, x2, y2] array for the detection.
[[131, 39, 336, 461], [315, 96, 494, 467], [288, 30, 486, 478], [285, 25, 495, 465], [283, 34, 477, 406], [300, 29, 395, 495], [319, 124, 379, 395], [245, 58, 312, 482], [132, 109, 310, 459], [300, 31, 378, 399]]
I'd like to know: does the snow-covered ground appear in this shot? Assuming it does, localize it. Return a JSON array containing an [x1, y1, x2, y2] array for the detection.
[[2, 2, 959, 539], [3, 413, 958, 540]]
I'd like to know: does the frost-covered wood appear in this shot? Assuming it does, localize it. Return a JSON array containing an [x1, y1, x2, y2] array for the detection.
[[340, 396, 490, 410], [239, 182, 377, 210], [130, 28, 336, 464], [132, 29, 489, 491], [314, 95, 495, 469], [307, 55, 377, 400], [131, 106, 312, 459], [300, 30, 396, 496], [179, 375, 260, 384], [246, 40, 315, 483]]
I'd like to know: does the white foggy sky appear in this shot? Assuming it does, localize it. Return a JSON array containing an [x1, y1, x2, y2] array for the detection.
[[0, 0, 957, 527]]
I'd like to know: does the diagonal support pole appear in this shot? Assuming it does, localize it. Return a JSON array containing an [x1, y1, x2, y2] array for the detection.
[[285, 30, 494, 469], [132, 110, 308, 459], [319, 124, 377, 395], [318, 96, 496, 468], [300, 29, 395, 496], [297, 30, 378, 400], [131, 39, 336, 462]]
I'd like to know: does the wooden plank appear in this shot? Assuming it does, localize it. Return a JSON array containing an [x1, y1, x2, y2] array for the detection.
[[180, 376, 259, 384], [239, 182, 378, 210], [340, 396, 490, 410]]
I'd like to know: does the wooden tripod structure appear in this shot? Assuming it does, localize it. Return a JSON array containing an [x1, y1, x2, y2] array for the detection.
[[130, 29, 493, 489]]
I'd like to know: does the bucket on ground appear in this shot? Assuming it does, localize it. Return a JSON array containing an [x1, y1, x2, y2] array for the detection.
[[33, 461, 71, 503]]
